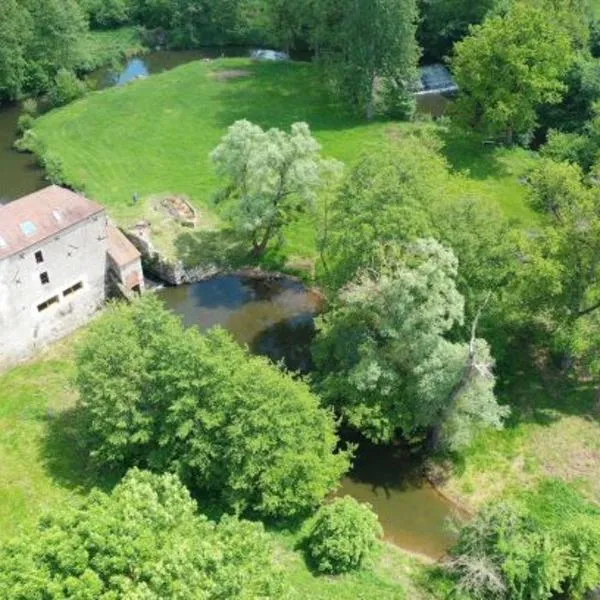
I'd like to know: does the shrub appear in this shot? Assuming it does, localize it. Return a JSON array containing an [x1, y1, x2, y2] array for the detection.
[[304, 496, 382, 574], [446, 480, 600, 600], [48, 69, 87, 107], [0, 469, 286, 598], [21, 98, 38, 116], [40, 152, 66, 185], [16, 114, 35, 135], [76, 295, 350, 519]]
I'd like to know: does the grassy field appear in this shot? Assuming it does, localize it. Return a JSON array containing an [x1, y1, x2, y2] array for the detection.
[[433, 348, 600, 511], [0, 338, 429, 599], [30, 57, 538, 269]]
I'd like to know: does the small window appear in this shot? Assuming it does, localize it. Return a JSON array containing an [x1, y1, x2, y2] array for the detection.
[[40, 272, 49, 285], [63, 281, 83, 297], [20, 221, 37, 237], [37, 295, 59, 312], [35, 250, 44, 263]]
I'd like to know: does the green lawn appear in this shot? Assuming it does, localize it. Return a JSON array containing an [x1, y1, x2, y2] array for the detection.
[[30, 57, 537, 269], [433, 347, 600, 511], [0, 338, 428, 599]]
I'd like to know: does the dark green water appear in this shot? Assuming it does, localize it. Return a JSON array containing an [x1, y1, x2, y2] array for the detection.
[[158, 276, 465, 559]]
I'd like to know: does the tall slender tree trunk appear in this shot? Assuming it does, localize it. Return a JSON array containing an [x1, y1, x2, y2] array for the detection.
[[365, 75, 376, 121]]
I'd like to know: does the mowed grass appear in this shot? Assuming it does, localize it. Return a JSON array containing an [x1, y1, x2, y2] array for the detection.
[[31, 58, 537, 267], [0, 339, 427, 599]]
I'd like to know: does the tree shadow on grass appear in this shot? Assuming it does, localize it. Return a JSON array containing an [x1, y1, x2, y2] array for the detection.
[[40, 406, 123, 495], [495, 339, 599, 429], [174, 228, 250, 270], [437, 125, 514, 181], [211, 61, 364, 134], [174, 228, 290, 274]]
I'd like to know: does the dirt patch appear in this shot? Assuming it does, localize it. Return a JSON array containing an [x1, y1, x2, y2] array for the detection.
[[212, 69, 251, 81], [160, 195, 196, 227]]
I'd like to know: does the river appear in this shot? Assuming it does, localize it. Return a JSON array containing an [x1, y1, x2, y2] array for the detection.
[[158, 276, 465, 559]]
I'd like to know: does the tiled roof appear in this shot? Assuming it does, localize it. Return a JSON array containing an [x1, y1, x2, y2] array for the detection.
[[0, 185, 105, 260], [107, 225, 140, 267]]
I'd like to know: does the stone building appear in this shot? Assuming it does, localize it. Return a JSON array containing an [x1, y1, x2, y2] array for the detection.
[[0, 185, 143, 369]]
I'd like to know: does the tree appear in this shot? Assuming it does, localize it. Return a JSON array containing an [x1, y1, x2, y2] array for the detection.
[[317, 133, 445, 291], [313, 239, 509, 447], [304, 496, 382, 574], [0, 0, 31, 100], [314, 0, 420, 119], [417, 0, 500, 62], [508, 158, 600, 389], [452, 3, 574, 143], [446, 480, 600, 600], [0, 469, 287, 599], [317, 136, 518, 332], [76, 295, 350, 518], [211, 120, 341, 256], [81, 0, 132, 29]]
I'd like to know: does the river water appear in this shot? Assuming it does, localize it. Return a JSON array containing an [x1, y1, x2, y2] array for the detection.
[[158, 276, 464, 559]]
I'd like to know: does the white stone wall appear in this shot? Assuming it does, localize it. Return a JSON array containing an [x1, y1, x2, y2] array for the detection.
[[0, 213, 108, 369]]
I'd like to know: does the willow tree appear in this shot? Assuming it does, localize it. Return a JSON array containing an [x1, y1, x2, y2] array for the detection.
[[314, 0, 420, 119], [313, 239, 509, 448], [211, 119, 341, 256]]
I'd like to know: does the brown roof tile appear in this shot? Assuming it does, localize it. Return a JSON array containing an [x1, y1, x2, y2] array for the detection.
[[107, 225, 140, 267], [0, 185, 105, 260]]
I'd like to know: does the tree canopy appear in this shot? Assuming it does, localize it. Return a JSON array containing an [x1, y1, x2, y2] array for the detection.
[[76, 294, 350, 519], [211, 119, 341, 256], [0, 469, 287, 599], [452, 2, 574, 143], [313, 238, 509, 447]]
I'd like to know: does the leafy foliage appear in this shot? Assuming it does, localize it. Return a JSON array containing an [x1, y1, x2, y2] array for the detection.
[[314, 0, 420, 119], [313, 238, 509, 446], [446, 480, 600, 600], [452, 3, 574, 143], [211, 119, 341, 256], [304, 496, 383, 574], [76, 295, 350, 518], [0, 0, 88, 100], [48, 68, 87, 107], [0, 469, 286, 599]]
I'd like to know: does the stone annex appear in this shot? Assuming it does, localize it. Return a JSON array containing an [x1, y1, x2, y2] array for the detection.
[[0, 185, 144, 369]]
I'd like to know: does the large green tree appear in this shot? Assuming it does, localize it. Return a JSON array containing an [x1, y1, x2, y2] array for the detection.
[[76, 295, 349, 518], [0, 469, 286, 599], [212, 119, 341, 256], [313, 239, 509, 447], [314, 0, 420, 119], [509, 158, 600, 390], [317, 136, 518, 329], [452, 2, 574, 143]]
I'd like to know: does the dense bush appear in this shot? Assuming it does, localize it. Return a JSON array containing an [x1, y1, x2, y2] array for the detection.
[[48, 68, 87, 107], [446, 480, 600, 600], [0, 469, 286, 598], [76, 295, 350, 519], [16, 114, 34, 135], [304, 496, 382, 574]]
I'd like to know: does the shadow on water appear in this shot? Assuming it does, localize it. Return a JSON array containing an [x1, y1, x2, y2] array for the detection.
[[336, 430, 467, 559]]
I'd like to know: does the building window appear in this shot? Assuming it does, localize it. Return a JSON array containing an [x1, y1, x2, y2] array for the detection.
[[37, 295, 59, 312], [35, 250, 44, 264], [63, 281, 83, 297], [40, 272, 49, 285]]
